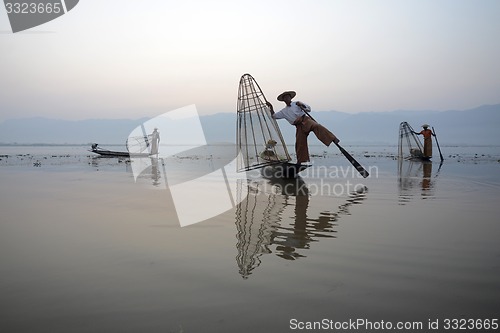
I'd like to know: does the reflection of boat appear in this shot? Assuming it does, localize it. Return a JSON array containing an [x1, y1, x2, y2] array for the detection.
[[236, 74, 308, 179], [398, 159, 441, 204]]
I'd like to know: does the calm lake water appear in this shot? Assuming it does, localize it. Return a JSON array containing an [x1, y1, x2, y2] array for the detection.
[[1, 145, 499, 332]]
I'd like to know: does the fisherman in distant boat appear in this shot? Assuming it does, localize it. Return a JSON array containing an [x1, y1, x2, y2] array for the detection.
[[150, 128, 160, 155], [267, 91, 339, 165], [413, 124, 435, 158]]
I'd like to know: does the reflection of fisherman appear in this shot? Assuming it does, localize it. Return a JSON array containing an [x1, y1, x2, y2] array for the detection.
[[150, 128, 160, 155], [421, 161, 432, 193], [267, 91, 339, 164], [235, 179, 367, 277], [273, 195, 310, 260], [398, 159, 437, 204], [150, 157, 161, 186], [413, 124, 435, 158]]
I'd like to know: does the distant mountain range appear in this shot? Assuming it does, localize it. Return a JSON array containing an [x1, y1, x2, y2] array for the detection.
[[0, 104, 499, 146]]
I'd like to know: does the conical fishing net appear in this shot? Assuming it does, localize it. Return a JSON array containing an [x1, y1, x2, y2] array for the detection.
[[398, 122, 424, 159], [126, 134, 152, 154], [237, 74, 291, 172]]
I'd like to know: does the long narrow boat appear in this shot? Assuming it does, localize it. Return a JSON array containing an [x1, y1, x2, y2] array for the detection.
[[89, 144, 151, 158], [261, 162, 310, 179]]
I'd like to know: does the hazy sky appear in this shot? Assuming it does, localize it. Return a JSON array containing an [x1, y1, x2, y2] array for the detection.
[[1, 0, 499, 120]]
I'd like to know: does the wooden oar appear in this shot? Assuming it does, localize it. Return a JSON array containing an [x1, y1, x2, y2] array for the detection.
[[432, 126, 444, 162], [299, 107, 370, 178], [333, 141, 370, 178]]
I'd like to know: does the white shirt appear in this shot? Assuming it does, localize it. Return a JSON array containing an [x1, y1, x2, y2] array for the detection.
[[273, 101, 311, 124]]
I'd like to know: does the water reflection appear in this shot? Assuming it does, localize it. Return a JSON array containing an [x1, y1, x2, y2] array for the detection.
[[134, 156, 164, 187], [235, 177, 367, 279], [398, 159, 442, 204], [90, 156, 164, 186], [89, 155, 131, 170], [150, 157, 162, 186]]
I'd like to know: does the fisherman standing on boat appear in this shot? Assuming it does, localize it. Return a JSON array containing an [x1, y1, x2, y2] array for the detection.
[[150, 128, 160, 155], [413, 124, 435, 158], [267, 91, 339, 164]]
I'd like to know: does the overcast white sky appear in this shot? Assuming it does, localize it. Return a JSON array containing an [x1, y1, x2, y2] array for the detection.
[[1, 0, 499, 120]]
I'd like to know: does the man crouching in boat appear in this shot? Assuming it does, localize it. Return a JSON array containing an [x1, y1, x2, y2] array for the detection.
[[267, 91, 339, 165]]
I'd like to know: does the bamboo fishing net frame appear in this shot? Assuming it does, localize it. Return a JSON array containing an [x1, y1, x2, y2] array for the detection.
[[126, 134, 152, 154], [398, 121, 425, 160], [237, 74, 291, 172]]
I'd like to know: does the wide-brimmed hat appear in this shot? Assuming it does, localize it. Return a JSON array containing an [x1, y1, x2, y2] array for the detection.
[[422, 124, 430, 128], [277, 91, 296, 101]]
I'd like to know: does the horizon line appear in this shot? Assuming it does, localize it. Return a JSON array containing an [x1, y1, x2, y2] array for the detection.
[[0, 103, 498, 122]]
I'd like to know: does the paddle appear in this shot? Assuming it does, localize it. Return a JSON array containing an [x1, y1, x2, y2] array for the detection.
[[332, 141, 370, 178], [262, 87, 369, 178], [432, 126, 444, 162], [297, 105, 370, 178]]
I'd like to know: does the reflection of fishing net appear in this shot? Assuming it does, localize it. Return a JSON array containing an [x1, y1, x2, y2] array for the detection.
[[398, 160, 436, 204], [235, 180, 281, 279], [237, 74, 291, 172], [126, 134, 151, 154], [398, 122, 424, 159]]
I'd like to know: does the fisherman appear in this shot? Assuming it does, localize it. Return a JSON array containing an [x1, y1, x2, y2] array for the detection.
[[413, 124, 435, 158], [150, 128, 160, 155], [267, 91, 339, 164]]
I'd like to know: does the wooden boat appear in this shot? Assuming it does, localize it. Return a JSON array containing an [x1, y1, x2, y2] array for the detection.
[[261, 162, 311, 179], [408, 148, 431, 161], [89, 144, 151, 158]]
